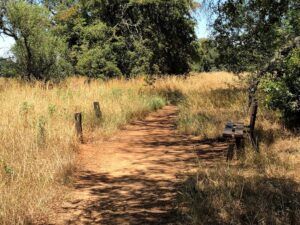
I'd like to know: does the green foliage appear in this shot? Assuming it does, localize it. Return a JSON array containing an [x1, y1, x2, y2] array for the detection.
[[211, 0, 299, 128], [212, 0, 298, 73], [19, 101, 34, 116], [0, 58, 17, 77], [1, 0, 198, 79], [76, 46, 122, 79], [260, 47, 300, 127], [54, 0, 198, 77], [37, 116, 47, 147], [48, 104, 56, 116], [4, 164, 14, 176], [1, 1, 72, 81], [192, 38, 219, 72], [148, 96, 166, 110]]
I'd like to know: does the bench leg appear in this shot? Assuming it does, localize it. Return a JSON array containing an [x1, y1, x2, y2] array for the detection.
[[226, 140, 235, 161], [249, 132, 259, 152], [235, 137, 245, 159]]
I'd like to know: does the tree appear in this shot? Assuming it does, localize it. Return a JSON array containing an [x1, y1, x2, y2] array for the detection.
[[212, 0, 298, 73], [192, 38, 219, 72], [0, 1, 71, 81], [1, 0, 200, 79], [53, 0, 199, 77], [210, 0, 300, 127], [260, 38, 300, 128]]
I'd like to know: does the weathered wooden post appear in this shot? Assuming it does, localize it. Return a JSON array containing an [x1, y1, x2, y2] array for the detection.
[[249, 101, 259, 152], [93, 102, 102, 119], [74, 112, 83, 143], [226, 141, 235, 161]]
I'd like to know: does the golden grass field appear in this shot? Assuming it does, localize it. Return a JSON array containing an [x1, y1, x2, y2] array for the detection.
[[157, 72, 300, 224], [0, 72, 299, 224], [0, 77, 166, 224]]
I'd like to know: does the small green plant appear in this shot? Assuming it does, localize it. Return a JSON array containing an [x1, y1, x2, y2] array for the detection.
[[19, 101, 34, 116], [4, 165, 14, 176], [148, 97, 166, 110], [48, 104, 56, 116], [37, 116, 47, 147]]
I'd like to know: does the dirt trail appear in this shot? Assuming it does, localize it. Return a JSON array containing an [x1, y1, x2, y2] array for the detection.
[[50, 106, 227, 225]]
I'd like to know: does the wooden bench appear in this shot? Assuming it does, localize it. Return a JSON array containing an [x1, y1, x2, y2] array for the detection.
[[223, 101, 258, 160]]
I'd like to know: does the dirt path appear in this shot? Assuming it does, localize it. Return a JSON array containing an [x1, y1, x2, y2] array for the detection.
[[50, 106, 226, 225]]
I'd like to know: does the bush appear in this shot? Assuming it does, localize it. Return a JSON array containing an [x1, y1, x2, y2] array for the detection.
[[148, 97, 166, 111], [0, 58, 17, 78], [260, 47, 300, 128]]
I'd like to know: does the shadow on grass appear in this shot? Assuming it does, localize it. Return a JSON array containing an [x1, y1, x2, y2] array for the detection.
[[180, 171, 300, 225], [254, 124, 289, 148], [157, 88, 186, 105], [209, 88, 246, 108]]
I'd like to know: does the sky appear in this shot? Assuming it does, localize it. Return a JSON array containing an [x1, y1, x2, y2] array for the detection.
[[0, 35, 15, 58], [195, 15, 210, 38], [0, 5, 211, 58]]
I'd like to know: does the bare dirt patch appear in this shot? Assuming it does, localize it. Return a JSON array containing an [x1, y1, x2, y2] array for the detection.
[[49, 106, 227, 225]]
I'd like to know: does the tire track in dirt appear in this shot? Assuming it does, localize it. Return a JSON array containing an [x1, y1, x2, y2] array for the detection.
[[50, 105, 227, 225]]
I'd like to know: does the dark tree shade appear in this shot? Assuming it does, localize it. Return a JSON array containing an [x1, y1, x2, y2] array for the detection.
[[55, 0, 199, 77]]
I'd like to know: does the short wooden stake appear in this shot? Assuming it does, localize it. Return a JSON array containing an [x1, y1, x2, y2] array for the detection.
[[235, 137, 245, 159], [93, 102, 102, 119], [226, 140, 235, 161], [74, 112, 83, 143]]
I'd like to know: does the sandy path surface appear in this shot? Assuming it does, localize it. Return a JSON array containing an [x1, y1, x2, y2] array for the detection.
[[50, 106, 227, 225]]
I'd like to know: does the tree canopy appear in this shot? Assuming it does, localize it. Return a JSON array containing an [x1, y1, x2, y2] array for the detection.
[[210, 0, 300, 127], [192, 38, 219, 72], [0, 0, 71, 81], [0, 0, 200, 80], [211, 0, 299, 73]]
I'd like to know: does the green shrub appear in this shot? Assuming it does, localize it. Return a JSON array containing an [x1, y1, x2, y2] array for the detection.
[[260, 47, 300, 128], [148, 97, 166, 111]]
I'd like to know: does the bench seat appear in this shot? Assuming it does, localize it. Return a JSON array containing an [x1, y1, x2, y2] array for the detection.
[[222, 101, 259, 160], [223, 122, 244, 138]]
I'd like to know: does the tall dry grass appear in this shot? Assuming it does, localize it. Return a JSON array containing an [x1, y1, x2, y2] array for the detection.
[[154, 72, 247, 137], [0, 72, 299, 224], [0, 76, 166, 224], [154, 72, 300, 224]]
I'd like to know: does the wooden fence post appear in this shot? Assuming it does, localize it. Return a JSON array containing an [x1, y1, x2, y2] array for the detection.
[[74, 112, 83, 143], [93, 102, 102, 119]]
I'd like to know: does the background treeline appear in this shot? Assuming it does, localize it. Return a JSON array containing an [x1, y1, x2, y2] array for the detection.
[[0, 0, 299, 127], [0, 0, 200, 80]]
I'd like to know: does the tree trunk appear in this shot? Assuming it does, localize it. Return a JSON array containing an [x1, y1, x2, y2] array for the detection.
[[23, 36, 33, 80]]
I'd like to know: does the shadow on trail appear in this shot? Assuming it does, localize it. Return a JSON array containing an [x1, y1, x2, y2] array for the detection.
[[61, 142, 228, 225], [52, 106, 229, 225], [65, 171, 181, 225]]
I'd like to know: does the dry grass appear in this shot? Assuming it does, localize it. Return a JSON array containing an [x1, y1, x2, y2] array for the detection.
[[154, 72, 247, 137], [156, 72, 300, 224], [0, 76, 166, 225], [0, 72, 299, 224]]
